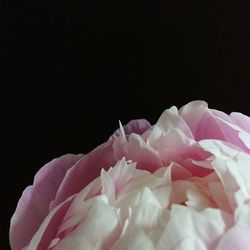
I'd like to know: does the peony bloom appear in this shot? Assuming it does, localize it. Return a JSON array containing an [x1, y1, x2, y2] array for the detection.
[[10, 100, 250, 250]]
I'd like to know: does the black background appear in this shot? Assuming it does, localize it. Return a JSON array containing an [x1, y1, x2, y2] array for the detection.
[[2, 0, 250, 248]]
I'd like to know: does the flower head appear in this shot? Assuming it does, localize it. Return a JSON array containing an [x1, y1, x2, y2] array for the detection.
[[10, 101, 250, 250]]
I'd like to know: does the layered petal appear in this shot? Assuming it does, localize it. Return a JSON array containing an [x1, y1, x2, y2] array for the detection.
[[11, 101, 250, 250], [10, 154, 83, 250], [51, 141, 116, 209], [110, 119, 151, 139]]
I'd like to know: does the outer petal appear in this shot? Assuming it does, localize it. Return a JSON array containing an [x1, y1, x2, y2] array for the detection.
[[179, 101, 250, 153], [52, 120, 151, 209], [110, 119, 151, 139], [26, 195, 75, 250], [195, 110, 231, 141], [10, 154, 83, 250], [51, 140, 117, 209], [230, 112, 250, 134], [209, 115, 250, 153], [179, 100, 208, 138]]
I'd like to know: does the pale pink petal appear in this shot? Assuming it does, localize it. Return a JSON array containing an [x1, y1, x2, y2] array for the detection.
[[216, 227, 250, 250], [149, 129, 209, 163], [209, 116, 250, 153], [107, 159, 144, 197], [113, 132, 163, 173], [230, 112, 250, 134], [168, 162, 192, 181], [148, 128, 212, 177], [208, 181, 233, 214], [219, 119, 250, 151], [147, 108, 194, 143], [53, 198, 119, 250], [101, 169, 116, 203], [211, 109, 232, 123], [179, 100, 208, 138], [51, 140, 116, 209], [112, 124, 129, 162], [125, 134, 163, 172], [26, 195, 75, 250], [110, 119, 151, 139], [182, 158, 214, 177], [10, 154, 83, 250], [55, 186, 103, 237], [179, 101, 250, 152], [196, 110, 229, 141], [53, 119, 151, 210]]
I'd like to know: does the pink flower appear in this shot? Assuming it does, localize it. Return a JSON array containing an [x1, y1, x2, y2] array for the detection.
[[10, 101, 250, 250]]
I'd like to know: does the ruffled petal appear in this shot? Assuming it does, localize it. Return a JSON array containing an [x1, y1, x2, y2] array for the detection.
[[113, 132, 163, 172]]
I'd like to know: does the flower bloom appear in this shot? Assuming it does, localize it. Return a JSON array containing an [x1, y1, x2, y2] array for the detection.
[[10, 101, 250, 250]]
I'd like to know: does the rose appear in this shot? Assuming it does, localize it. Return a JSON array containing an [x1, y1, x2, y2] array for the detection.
[[10, 100, 250, 249]]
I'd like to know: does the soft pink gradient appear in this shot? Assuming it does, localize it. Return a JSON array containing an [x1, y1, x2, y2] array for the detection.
[[10, 119, 150, 250], [10, 101, 250, 250]]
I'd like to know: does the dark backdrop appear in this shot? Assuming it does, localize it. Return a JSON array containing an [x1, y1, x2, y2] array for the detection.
[[2, 0, 250, 248]]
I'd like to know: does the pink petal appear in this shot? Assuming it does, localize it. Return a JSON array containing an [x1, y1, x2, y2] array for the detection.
[[9, 154, 83, 250], [147, 108, 194, 142], [114, 134, 163, 172], [212, 114, 250, 153], [150, 129, 208, 162], [216, 227, 250, 250], [196, 110, 229, 141], [196, 110, 249, 153], [27, 196, 75, 250], [54, 198, 120, 250], [210, 109, 232, 123], [179, 101, 246, 148], [51, 140, 117, 209], [168, 162, 192, 181], [208, 181, 233, 214], [179, 100, 208, 138], [148, 128, 212, 176], [230, 112, 250, 134], [110, 119, 151, 139]]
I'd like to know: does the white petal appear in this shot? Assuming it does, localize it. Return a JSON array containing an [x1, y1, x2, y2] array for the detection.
[[58, 198, 119, 249], [101, 169, 116, 203], [157, 205, 229, 250], [111, 225, 154, 250]]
